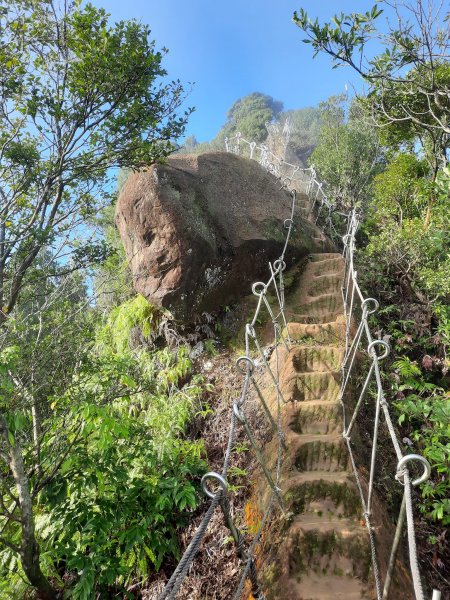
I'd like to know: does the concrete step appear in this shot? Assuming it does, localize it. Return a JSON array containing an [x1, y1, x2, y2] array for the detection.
[[309, 253, 343, 262], [285, 402, 342, 435], [286, 521, 371, 583], [291, 311, 343, 325], [307, 260, 345, 278], [305, 273, 343, 297], [285, 321, 346, 345], [283, 472, 361, 519], [294, 294, 343, 320], [291, 435, 350, 473], [280, 369, 341, 403], [290, 346, 344, 373], [282, 573, 370, 600]]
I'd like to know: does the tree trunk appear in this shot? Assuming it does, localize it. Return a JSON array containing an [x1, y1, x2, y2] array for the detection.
[[423, 193, 435, 229], [0, 415, 58, 600]]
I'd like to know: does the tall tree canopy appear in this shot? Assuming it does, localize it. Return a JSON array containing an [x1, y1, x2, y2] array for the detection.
[[0, 0, 191, 321], [309, 95, 385, 209], [0, 2, 192, 597], [293, 1, 449, 155], [218, 92, 283, 143]]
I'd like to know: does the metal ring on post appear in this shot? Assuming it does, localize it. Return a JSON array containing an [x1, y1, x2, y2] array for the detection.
[[273, 259, 286, 273], [284, 218, 293, 229], [396, 454, 431, 487], [342, 233, 353, 246], [367, 339, 390, 360], [245, 323, 256, 339], [362, 297, 379, 315], [252, 282, 267, 297], [201, 472, 228, 499], [235, 355, 255, 375], [233, 402, 245, 423]]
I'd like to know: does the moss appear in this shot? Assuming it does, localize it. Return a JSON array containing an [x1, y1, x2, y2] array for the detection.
[[285, 479, 362, 518], [292, 530, 371, 580], [263, 561, 283, 600], [295, 440, 349, 472], [264, 218, 289, 243]]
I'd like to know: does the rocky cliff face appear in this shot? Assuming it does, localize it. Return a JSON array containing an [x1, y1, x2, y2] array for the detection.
[[116, 151, 331, 321]]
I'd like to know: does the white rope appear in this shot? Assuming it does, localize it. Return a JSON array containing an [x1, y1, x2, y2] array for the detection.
[[340, 214, 434, 600]]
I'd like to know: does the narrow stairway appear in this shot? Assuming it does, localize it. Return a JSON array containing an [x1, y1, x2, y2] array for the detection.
[[264, 251, 374, 599]]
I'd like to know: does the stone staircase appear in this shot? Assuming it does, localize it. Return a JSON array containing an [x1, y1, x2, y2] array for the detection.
[[260, 251, 375, 600]]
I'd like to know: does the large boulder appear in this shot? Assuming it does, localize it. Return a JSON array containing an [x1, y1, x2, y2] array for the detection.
[[116, 151, 329, 321]]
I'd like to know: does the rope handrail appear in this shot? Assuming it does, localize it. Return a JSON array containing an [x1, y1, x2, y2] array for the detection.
[[341, 212, 434, 600], [225, 131, 332, 212], [226, 132, 439, 600], [157, 133, 439, 600]]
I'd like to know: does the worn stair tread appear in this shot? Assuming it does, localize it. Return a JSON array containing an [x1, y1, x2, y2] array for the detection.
[[285, 322, 346, 344], [287, 574, 369, 600], [281, 371, 341, 403], [287, 432, 342, 445], [290, 512, 365, 535], [309, 253, 343, 261], [284, 471, 353, 487], [295, 399, 341, 407], [291, 312, 344, 325]]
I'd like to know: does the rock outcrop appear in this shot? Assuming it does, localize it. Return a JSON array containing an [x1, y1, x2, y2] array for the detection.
[[116, 152, 331, 321]]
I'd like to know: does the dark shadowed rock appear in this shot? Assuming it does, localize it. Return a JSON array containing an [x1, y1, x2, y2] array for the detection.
[[115, 151, 331, 321]]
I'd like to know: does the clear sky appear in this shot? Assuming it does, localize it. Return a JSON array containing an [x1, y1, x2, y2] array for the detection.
[[93, 1, 377, 142]]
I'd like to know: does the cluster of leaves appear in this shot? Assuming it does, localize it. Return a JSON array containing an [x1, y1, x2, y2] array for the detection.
[[295, 4, 449, 588], [391, 353, 449, 525], [214, 92, 283, 145], [358, 162, 449, 532], [308, 95, 385, 210], [0, 293, 208, 599], [362, 160, 450, 301], [0, 0, 191, 320], [177, 93, 322, 163]]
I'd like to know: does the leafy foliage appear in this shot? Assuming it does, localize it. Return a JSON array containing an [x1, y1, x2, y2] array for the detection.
[[294, 1, 450, 148], [219, 92, 283, 143], [309, 95, 385, 209], [391, 355, 450, 525], [0, 293, 208, 599], [0, 0, 191, 319]]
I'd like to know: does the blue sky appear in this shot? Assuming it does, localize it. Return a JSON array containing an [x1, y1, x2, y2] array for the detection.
[[94, 1, 378, 142]]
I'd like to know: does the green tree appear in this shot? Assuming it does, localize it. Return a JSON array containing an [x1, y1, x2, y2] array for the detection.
[[0, 0, 191, 321], [217, 92, 283, 144], [309, 95, 385, 209], [0, 1, 191, 597], [0, 292, 207, 599], [181, 134, 200, 152], [294, 1, 449, 137], [294, 0, 450, 224]]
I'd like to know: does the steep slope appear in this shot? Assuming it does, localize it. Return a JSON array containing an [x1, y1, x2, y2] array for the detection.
[[261, 251, 374, 600], [251, 197, 415, 599]]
